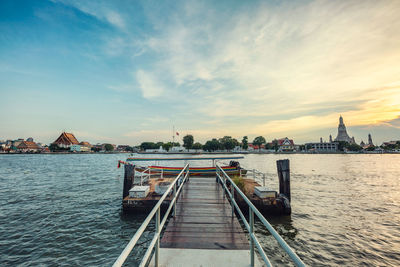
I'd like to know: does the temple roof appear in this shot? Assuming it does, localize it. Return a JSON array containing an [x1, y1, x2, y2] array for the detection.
[[17, 141, 39, 149], [54, 132, 79, 145]]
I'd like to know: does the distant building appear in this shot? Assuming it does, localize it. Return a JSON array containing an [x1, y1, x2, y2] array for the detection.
[[306, 142, 338, 152], [79, 141, 92, 152], [334, 115, 355, 143], [53, 132, 79, 148], [17, 141, 40, 152], [277, 137, 295, 152], [368, 134, 374, 146], [27, 137, 34, 142], [70, 145, 81, 152], [79, 141, 92, 148], [248, 143, 265, 150]]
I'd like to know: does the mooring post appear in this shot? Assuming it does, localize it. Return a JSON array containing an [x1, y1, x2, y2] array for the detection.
[[122, 164, 135, 199], [277, 159, 290, 202]]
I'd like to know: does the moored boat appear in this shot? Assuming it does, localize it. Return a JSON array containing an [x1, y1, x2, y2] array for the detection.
[[125, 156, 246, 176], [135, 165, 244, 176]]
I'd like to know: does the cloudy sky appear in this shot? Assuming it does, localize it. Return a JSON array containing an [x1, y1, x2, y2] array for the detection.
[[1, 0, 399, 145]]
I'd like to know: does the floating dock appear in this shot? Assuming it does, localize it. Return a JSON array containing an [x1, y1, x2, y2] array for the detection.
[[121, 159, 292, 216], [113, 162, 304, 267]]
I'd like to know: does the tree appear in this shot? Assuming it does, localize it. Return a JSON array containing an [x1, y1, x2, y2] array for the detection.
[[104, 144, 114, 152], [366, 146, 376, 151], [140, 142, 158, 151], [242, 136, 248, 150], [253, 136, 266, 150], [271, 139, 279, 152], [91, 146, 101, 152], [337, 141, 348, 152], [162, 142, 173, 151], [192, 142, 203, 150], [49, 143, 60, 152], [345, 143, 362, 152], [219, 136, 239, 151], [183, 135, 194, 150], [203, 138, 221, 152]]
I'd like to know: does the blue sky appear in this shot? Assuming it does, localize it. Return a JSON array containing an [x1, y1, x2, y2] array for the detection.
[[0, 0, 399, 145]]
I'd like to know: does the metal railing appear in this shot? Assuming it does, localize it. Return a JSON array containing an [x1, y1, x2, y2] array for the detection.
[[113, 164, 190, 267], [216, 164, 305, 267], [135, 167, 164, 186], [241, 168, 267, 186]]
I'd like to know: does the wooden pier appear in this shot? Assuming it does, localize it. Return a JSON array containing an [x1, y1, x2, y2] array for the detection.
[[152, 176, 261, 266], [161, 176, 248, 249], [114, 161, 304, 267]]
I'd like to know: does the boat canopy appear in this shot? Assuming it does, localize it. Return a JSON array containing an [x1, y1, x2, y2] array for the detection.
[[126, 156, 244, 162]]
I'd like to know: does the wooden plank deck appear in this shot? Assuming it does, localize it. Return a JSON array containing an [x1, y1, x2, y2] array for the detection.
[[160, 176, 249, 250]]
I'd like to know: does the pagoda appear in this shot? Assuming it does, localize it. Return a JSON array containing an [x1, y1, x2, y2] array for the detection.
[[334, 116, 354, 143]]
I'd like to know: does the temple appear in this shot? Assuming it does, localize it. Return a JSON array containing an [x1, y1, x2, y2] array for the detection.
[[334, 116, 355, 144], [52, 132, 79, 148]]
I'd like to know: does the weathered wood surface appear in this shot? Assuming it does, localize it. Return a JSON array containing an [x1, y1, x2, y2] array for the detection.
[[160, 176, 249, 250]]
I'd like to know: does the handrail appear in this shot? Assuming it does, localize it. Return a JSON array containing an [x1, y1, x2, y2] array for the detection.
[[216, 164, 305, 267], [241, 168, 267, 186], [113, 164, 190, 267]]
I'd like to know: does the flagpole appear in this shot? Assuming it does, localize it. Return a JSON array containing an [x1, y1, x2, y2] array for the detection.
[[172, 126, 175, 149]]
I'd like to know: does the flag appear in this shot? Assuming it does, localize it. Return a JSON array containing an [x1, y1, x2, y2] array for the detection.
[[176, 132, 179, 136]]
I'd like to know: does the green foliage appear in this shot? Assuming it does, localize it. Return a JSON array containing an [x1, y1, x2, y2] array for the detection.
[[162, 142, 173, 151], [49, 143, 59, 152], [232, 176, 246, 194], [345, 143, 362, 152], [337, 141, 347, 151], [366, 146, 376, 151], [242, 136, 248, 150], [219, 136, 239, 151], [104, 144, 114, 151], [253, 136, 266, 150], [49, 143, 68, 152], [183, 135, 194, 149], [272, 139, 279, 151], [91, 146, 101, 152], [203, 138, 222, 151], [140, 142, 158, 150], [192, 142, 203, 150]]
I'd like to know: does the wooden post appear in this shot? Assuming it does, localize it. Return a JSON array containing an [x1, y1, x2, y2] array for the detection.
[[123, 164, 135, 199], [277, 159, 290, 202]]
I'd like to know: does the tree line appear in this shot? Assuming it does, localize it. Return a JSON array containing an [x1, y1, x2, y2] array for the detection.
[[138, 135, 272, 152]]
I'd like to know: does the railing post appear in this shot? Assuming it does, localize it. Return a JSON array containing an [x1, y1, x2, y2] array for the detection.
[[161, 169, 163, 179], [263, 174, 266, 187], [149, 168, 151, 179], [250, 207, 255, 267], [231, 184, 234, 217], [253, 169, 255, 180], [155, 207, 160, 267], [173, 183, 177, 218]]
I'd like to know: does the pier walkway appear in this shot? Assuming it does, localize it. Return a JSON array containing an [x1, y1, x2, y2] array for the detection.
[[153, 176, 258, 266], [161, 176, 248, 250], [113, 163, 304, 267]]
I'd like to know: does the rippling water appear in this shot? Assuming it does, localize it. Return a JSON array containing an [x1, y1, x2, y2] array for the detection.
[[0, 153, 399, 266]]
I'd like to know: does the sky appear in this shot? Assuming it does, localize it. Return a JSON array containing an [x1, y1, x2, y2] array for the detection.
[[0, 0, 399, 145]]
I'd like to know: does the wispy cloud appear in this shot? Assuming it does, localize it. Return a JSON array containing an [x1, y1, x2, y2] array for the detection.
[[136, 70, 164, 99]]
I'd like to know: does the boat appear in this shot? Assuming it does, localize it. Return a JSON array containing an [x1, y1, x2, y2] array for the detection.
[[126, 156, 246, 176]]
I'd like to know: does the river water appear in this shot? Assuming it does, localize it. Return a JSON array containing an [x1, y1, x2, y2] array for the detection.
[[0, 153, 399, 266]]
